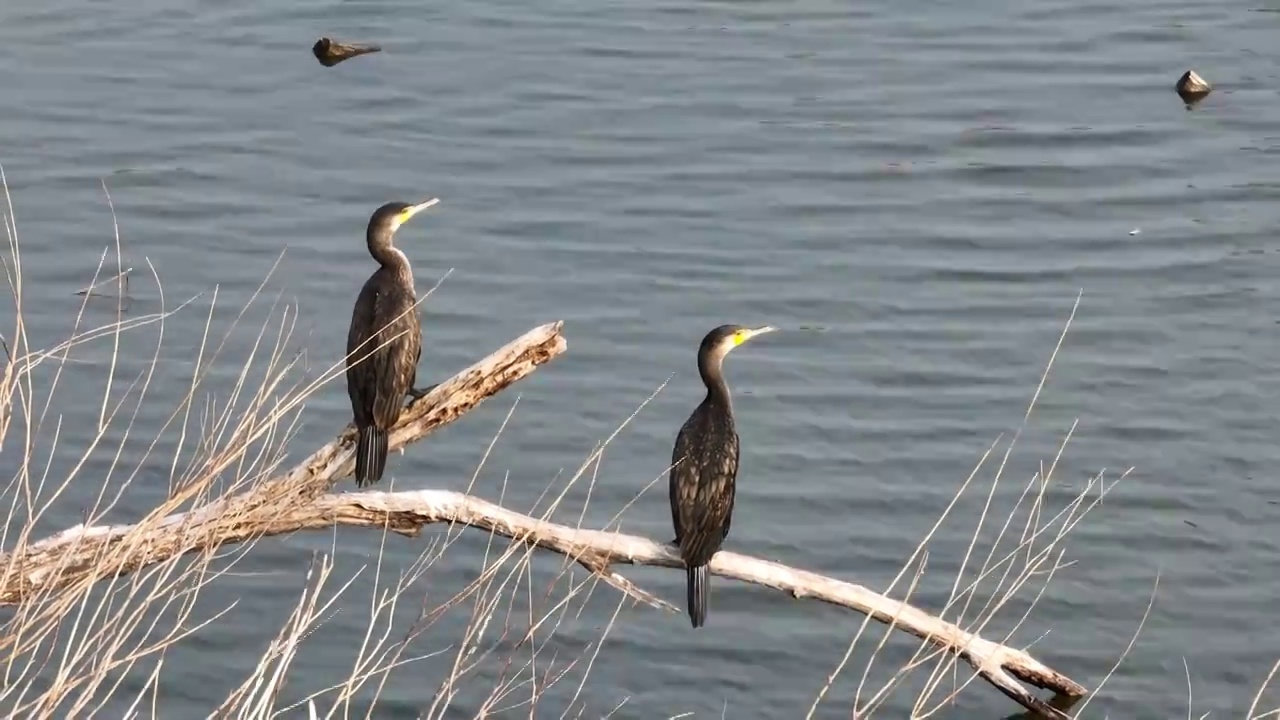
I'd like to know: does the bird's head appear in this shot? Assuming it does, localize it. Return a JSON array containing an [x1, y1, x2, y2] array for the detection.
[[367, 198, 440, 243], [699, 324, 777, 366]]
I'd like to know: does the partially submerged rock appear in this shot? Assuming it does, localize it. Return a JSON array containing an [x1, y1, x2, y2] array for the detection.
[[312, 37, 382, 68], [1175, 70, 1212, 105]]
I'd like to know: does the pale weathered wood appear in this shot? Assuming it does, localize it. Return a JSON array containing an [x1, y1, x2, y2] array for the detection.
[[0, 317, 1088, 717], [303, 490, 1088, 719], [5, 480, 1087, 717], [0, 321, 567, 604]]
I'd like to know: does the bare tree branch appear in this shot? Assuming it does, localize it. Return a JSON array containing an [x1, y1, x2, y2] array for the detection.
[[312, 490, 1089, 719], [0, 321, 567, 605], [4, 480, 1088, 718], [0, 308, 1091, 718]]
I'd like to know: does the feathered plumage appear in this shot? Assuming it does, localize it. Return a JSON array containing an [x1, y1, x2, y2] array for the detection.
[[345, 200, 437, 487], [669, 323, 774, 628]]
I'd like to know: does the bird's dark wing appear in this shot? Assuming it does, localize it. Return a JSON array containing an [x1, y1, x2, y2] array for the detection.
[[670, 419, 697, 544], [722, 434, 740, 540], [369, 287, 418, 430], [345, 281, 380, 426], [347, 275, 419, 431], [409, 316, 422, 391], [670, 410, 740, 567]]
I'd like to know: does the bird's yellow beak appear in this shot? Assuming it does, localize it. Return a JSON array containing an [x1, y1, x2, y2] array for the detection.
[[394, 198, 440, 228], [732, 325, 777, 346]]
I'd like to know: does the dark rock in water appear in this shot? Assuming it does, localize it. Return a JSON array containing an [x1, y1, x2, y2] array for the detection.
[[1175, 70, 1212, 105], [312, 37, 382, 68]]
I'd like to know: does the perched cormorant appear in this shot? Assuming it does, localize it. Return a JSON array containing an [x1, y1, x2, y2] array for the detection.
[[669, 323, 776, 628], [345, 199, 439, 487]]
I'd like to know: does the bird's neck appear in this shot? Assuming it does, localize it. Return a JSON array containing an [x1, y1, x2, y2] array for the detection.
[[370, 242, 414, 287], [698, 357, 733, 410]]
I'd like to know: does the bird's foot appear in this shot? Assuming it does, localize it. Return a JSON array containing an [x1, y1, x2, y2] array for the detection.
[[407, 383, 439, 401]]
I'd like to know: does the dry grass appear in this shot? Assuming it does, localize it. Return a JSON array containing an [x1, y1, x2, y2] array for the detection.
[[799, 292, 1125, 719], [0, 173, 614, 718], [1250, 662, 1280, 720], [0, 172, 1274, 719]]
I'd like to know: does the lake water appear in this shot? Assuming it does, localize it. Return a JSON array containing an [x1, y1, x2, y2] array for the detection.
[[2, 0, 1280, 717]]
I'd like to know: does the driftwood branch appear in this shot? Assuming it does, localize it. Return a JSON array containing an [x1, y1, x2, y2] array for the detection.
[[312, 491, 1089, 719], [0, 322, 567, 605], [0, 317, 1090, 717], [7, 478, 1087, 717]]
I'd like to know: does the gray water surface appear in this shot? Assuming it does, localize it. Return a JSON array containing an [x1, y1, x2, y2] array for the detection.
[[3, 0, 1280, 717]]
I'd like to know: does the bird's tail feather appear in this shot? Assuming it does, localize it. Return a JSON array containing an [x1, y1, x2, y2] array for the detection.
[[687, 564, 709, 629], [355, 425, 388, 487]]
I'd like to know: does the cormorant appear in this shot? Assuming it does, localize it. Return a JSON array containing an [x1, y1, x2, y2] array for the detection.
[[669, 323, 776, 628], [345, 199, 439, 487]]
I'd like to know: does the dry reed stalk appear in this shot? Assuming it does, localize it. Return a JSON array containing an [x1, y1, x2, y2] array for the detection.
[[3, 474, 1099, 719], [803, 291, 1133, 720], [1250, 660, 1280, 720], [0, 321, 567, 606], [0, 174, 590, 718], [0, 174, 1171, 719]]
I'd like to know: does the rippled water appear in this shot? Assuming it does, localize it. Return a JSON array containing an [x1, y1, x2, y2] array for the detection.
[[3, 0, 1280, 717]]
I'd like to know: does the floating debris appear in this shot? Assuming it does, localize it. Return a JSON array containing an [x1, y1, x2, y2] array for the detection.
[[1175, 70, 1212, 105], [75, 268, 134, 304], [312, 37, 382, 68]]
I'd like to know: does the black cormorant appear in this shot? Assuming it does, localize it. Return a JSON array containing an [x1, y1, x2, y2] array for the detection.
[[345, 198, 439, 487], [669, 323, 776, 628]]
